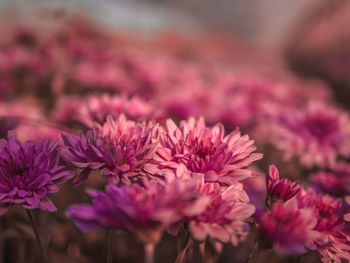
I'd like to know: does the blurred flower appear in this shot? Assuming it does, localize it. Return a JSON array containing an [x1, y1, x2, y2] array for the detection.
[[259, 197, 319, 254], [152, 117, 262, 185], [188, 181, 255, 252], [62, 115, 159, 186], [266, 165, 300, 205], [311, 162, 350, 196], [272, 103, 350, 168], [241, 166, 266, 218], [344, 196, 350, 222], [0, 100, 63, 141], [50, 95, 85, 128], [0, 132, 74, 214], [0, 116, 19, 138], [76, 94, 163, 128], [298, 188, 350, 262], [67, 177, 210, 244], [52, 94, 163, 129]]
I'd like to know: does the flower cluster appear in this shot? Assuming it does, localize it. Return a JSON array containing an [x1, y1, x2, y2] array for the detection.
[[258, 165, 350, 262], [64, 116, 260, 250], [1, 11, 350, 263]]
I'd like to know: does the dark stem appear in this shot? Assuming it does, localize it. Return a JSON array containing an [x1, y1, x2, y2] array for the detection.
[[107, 229, 115, 263], [174, 237, 194, 263], [26, 210, 49, 263], [144, 243, 155, 263], [245, 231, 259, 263]]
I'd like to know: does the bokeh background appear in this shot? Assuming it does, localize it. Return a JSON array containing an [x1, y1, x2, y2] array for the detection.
[[0, 0, 349, 262]]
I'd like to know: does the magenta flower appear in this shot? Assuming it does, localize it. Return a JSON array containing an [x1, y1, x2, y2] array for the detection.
[[62, 115, 159, 186], [259, 198, 319, 254], [272, 103, 350, 168], [0, 132, 74, 215], [153, 117, 262, 185], [67, 178, 210, 244], [188, 181, 255, 251], [311, 162, 350, 196], [298, 188, 350, 262], [266, 165, 300, 205]]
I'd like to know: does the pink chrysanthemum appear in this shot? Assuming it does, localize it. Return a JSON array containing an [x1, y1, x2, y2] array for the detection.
[[188, 181, 255, 252], [67, 177, 210, 244], [259, 197, 319, 254], [272, 103, 350, 168], [266, 165, 300, 205], [298, 188, 350, 262], [62, 114, 159, 186], [0, 132, 74, 214], [152, 117, 262, 185]]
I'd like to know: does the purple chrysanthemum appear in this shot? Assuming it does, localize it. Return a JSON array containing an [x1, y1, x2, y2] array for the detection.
[[67, 177, 210, 244], [272, 103, 350, 168], [152, 117, 262, 185], [0, 132, 74, 214], [188, 181, 255, 252], [259, 197, 319, 254], [62, 114, 159, 186], [266, 165, 300, 205]]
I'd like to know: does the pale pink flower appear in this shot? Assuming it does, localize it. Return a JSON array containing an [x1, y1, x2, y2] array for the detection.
[[188, 181, 255, 252], [152, 117, 262, 185]]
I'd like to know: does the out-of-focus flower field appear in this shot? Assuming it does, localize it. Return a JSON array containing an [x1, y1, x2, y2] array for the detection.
[[0, 1, 350, 263]]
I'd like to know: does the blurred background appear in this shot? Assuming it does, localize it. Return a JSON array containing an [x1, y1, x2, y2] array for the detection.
[[0, 0, 349, 262], [0, 0, 327, 46]]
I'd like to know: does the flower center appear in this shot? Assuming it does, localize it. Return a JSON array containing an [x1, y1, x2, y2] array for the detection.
[[303, 115, 338, 142]]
